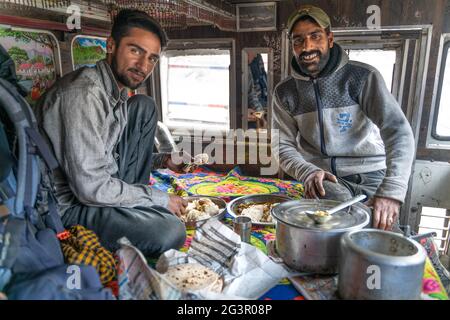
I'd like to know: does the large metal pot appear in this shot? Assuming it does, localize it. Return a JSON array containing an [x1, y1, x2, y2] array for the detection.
[[338, 229, 426, 300], [271, 199, 370, 274]]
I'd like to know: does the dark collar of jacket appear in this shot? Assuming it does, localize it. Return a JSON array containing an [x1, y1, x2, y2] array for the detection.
[[290, 43, 349, 81], [95, 59, 129, 106]]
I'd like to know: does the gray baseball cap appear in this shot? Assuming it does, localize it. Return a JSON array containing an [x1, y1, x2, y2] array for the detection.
[[287, 5, 331, 34]]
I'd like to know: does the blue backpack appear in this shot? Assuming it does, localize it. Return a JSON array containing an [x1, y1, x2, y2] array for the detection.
[[0, 76, 114, 300]]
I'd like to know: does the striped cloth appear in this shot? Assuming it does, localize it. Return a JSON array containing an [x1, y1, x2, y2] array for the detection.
[[61, 225, 116, 285]]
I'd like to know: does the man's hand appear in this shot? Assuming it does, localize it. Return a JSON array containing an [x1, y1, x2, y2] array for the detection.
[[164, 151, 193, 173], [366, 196, 400, 231], [303, 170, 337, 199], [168, 194, 187, 217]]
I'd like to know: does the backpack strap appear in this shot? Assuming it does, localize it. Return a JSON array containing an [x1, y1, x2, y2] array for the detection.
[[26, 129, 66, 236], [0, 120, 15, 203], [25, 127, 58, 170], [45, 191, 67, 238], [23, 151, 37, 224]]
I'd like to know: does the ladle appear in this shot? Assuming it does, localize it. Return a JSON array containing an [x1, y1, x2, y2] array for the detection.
[[305, 194, 367, 224]]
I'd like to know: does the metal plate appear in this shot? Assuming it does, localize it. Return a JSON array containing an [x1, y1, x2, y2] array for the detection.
[[226, 194, 292, 226], [183, 196, 227, 229], [271, 199, 370, 231]]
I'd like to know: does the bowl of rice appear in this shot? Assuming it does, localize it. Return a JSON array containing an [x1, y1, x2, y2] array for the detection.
[[181, 196, 226, 229], [226, 194, 292, 226]]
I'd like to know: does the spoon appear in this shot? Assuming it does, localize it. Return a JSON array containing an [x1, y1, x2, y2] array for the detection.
[[305, 194, 367, 224]]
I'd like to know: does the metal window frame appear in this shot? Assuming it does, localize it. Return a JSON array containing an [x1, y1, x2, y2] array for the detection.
[[418, 208, 450, 253], [341, 45, 401, 93], [0, 24, 63, 78], [153, 38, 236, 135], [427, 33, 450, 147], [70, 35, 107, 71]]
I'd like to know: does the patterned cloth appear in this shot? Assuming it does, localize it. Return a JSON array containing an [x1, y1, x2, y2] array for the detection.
[[150, 167, 304, 201], [419, 236, 450, 298], [423, 258, 449, 300], [61, 225, 116, 285]]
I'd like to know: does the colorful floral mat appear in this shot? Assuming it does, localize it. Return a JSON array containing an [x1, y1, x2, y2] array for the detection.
[[150, 166, 304, 201], [149, 167, 448, 300]]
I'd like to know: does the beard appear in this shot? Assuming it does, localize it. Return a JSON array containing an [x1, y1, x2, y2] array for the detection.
[[111, 55, 146, 90], [296, 48, 330, 77]]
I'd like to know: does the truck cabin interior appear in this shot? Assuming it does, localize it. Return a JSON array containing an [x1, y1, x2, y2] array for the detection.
[[0, 0, 450, 302]]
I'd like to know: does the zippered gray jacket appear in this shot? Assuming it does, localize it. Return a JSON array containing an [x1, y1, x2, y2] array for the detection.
[[33, 59, 169, 213], [271, 44, 415, 203]]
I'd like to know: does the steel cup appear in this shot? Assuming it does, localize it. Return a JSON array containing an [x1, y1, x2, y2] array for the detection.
[[234, 216, 252, 243]]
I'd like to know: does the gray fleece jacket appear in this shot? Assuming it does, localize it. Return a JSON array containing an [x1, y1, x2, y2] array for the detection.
[[33, 60, 169, 214], [271, 44, 415, 203]]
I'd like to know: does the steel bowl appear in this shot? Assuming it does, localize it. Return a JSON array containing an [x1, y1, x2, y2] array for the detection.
[[226, 194, 292, 226], [183, 195, 227, 229], [338, 229, 426, 300]]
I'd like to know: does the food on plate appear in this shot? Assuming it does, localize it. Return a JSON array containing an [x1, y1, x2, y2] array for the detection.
[[181, 197, 220, 223], [236, 202, 279, 223], [164, 263, 223, 293]]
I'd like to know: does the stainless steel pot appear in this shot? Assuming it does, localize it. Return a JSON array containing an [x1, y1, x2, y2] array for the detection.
[[271, 199, 370, 274], [338, 229, 426, 300]]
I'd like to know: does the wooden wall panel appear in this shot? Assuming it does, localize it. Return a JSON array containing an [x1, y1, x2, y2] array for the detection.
[[279, 0, 442, 27]]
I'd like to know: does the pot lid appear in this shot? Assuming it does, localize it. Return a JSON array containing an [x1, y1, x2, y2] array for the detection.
[[271, 199, 370, 231]]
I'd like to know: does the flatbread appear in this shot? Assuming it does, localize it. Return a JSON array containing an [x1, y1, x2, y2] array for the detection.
[[164, 263, 223, 293]]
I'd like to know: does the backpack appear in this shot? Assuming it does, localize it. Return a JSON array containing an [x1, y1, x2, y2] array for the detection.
[[0, 76, 114, 300]]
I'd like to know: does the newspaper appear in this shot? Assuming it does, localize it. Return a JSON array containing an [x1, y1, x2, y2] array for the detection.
[[289, 274, 340, 300], [116, 219, 290, 300], [116, 238, 183, 300], [265, 239, 342, 300]]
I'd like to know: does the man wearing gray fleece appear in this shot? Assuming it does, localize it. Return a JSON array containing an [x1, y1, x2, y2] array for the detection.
[[271, 5, 415, 231], [34, 10, 187, 256]]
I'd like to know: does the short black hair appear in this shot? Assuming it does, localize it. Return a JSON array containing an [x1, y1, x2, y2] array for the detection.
[[111, 9, 169, 50], [291, 15, 331, 35]]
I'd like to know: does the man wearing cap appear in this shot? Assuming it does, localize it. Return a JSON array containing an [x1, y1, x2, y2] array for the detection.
[[271, 5, 415, 231]]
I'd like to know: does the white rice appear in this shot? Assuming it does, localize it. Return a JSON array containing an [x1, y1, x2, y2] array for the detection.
[[240, 205, 265, 222], [184, 198, 220, 222]]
